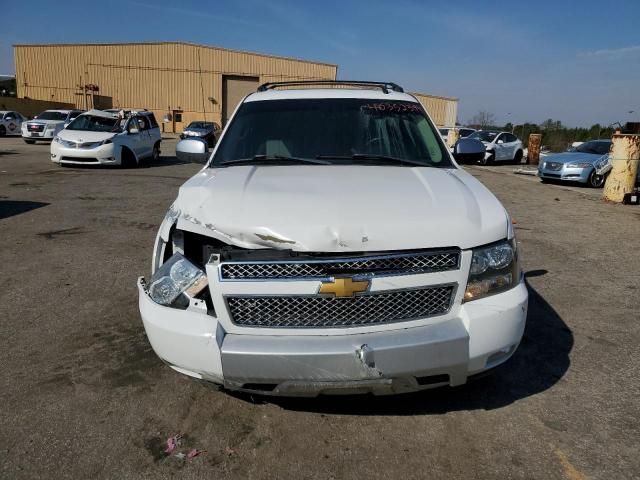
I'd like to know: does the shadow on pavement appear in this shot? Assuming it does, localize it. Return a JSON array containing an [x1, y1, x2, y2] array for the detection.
[[143, 155, 190, 168], [0, 200, 49, 220], [57, 155, 189, 170], [245, 274, 572, 415]]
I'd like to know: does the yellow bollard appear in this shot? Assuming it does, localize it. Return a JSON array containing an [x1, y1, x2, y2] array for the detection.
[[447, 128, 459, 148], [602, 134, 640, 203]]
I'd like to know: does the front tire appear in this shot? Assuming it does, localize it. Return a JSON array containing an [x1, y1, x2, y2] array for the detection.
[[513, 150, 523, 164], [121, 147, 137, 168], [588, 170, 605, 188]]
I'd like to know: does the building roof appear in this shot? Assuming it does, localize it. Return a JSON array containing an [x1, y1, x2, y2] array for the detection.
[[410, 91, 459, 102], [13, 41, 337, 69]]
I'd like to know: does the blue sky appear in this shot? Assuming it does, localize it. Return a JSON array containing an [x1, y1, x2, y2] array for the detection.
[[2, 0, 639, 127]]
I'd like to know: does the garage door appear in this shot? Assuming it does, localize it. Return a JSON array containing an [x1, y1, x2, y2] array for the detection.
[[222, 75, 259, 126]]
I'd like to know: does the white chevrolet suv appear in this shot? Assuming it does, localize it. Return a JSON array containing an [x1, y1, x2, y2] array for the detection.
[[50, 109, 161, 167], [22, 109, 83, 143], [138, 81, 528, 396]]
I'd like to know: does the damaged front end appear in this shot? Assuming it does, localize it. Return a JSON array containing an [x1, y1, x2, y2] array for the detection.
[[138, 203, 527, 397]]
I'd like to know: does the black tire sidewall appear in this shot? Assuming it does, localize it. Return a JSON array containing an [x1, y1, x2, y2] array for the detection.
[[514, 150, 523, 164], [589, 170, 605, 188]]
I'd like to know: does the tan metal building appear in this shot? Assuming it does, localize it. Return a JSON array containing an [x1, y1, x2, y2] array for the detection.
[[13, 42, 458, 131], [412, 92, 458, 128], [14, 42, 337, 132]]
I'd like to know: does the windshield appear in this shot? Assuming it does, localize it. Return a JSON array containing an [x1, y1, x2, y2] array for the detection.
[[66, 115, 121, 132], [212, 99, 450, 167], [35, 111, 67, 121], [469, 131, 499, 142], [187, 121, 213, 129], [574, 141, 611, 155]]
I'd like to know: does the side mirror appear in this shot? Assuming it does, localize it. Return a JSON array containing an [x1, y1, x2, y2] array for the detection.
[[497, 139, 504, 144], [452, 138, 486, 164], [128, 127, 139, 134], [176, 138, 209, 164]]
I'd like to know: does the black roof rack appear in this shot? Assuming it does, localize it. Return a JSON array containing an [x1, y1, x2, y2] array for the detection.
[[257, 80, 404, 94]]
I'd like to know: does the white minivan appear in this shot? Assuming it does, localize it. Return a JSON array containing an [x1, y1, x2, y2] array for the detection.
[[50, 109, 161, 167], [138, 81, 528, 396]]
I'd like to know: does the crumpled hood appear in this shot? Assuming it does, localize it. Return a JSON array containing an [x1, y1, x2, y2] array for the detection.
[[543, 151, 602, 164], [174, 165, 509, 252], [57, 130, 116, 142]]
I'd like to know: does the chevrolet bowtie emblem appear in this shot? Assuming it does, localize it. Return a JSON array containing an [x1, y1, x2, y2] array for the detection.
[[319, 277, 369, 297]]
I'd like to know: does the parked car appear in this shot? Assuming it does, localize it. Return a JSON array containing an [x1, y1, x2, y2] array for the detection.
[[21, 109, 83, 144], [137, 80, 527, 397], [468, 130, 524, 164], [0, 111, 27, 136], [537, 140, 612, 187], [180, 121, 221, 147], [439, 127, 476, 140], [50, 109, 161, 167]]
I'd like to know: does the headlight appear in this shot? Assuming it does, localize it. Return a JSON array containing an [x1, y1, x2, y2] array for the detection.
[[45, 124, 56, 130], [566, 162, 592, 168], [465, 239, 520, 302], [102, 138, 113, 145], [148, 253, 207, 307], [53, 136, 61, 143]]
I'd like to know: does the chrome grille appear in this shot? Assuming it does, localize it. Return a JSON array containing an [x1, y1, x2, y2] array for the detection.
[[27, 123, 44, 132], [226, 285, 455, 328], [546, 162, 563, 171], [220, 250, 460, 280]]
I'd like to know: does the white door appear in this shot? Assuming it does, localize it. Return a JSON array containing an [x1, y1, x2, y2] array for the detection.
[[4, 112, 22, 135], [494, 134, 509, 161], [126, 117, 145, 158], [135, 116, 153, 158], [504, 133, 518, 160]]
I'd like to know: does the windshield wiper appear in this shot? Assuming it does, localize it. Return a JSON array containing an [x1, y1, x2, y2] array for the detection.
[[316, 154, 429, 167], [219, 154, 330, 166]]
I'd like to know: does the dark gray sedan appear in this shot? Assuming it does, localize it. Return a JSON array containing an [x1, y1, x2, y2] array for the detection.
[[180, 121, 221, 147]]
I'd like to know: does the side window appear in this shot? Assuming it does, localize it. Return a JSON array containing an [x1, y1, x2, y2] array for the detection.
[[137, 116, 149, 131], [127, 117, 140, 133], [147, 114, 159, 129]]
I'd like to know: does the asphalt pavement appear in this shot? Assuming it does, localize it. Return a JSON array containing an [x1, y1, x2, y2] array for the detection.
[[1, 136, 638, 479]]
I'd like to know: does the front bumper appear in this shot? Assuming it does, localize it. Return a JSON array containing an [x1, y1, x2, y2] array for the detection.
[[50, 142, 118, 165], [138, 276, 528, 396], [538, 165, 591, 183], [22, 128, 57, 140]]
